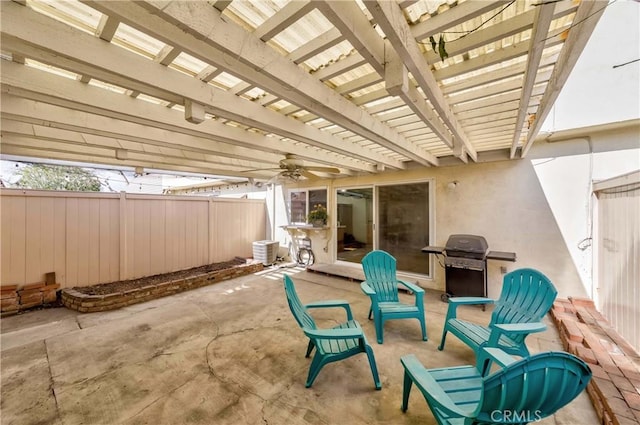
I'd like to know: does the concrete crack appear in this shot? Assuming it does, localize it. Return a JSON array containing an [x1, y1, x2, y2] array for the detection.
[[123, 376, 195, 422], [43, 339, 63, 424]]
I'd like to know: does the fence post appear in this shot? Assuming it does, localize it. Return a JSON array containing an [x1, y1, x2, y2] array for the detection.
[[119, 191, 128, 280], [208, 198, 215, 264]]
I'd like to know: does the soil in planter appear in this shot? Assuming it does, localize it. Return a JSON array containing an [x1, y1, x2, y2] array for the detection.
[[72, 257, 249, 296]]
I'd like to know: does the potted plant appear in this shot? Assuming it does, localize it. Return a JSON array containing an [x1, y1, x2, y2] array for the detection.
[[307, 204, 328, 227]]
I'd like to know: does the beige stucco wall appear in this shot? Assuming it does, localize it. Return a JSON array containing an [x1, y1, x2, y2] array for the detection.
[[283, 158, 584, 299], [280, 121, 639, 299], [431, 159, 583, 299], [351, 160, 581, 299]]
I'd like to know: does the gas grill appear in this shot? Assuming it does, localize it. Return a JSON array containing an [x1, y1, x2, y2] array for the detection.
[[422, 234, 516, 302]]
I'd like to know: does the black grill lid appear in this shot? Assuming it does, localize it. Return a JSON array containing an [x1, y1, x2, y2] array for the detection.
[[444, 234, 488, 259]]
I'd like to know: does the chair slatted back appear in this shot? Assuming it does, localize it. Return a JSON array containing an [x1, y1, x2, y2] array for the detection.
[[284, 274, 317, 330], [362, 250, 400, 303], [476, 351, 591, 423], [491, 268, 557, 344]]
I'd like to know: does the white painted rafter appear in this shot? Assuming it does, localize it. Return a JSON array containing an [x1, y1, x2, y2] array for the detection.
[[288, 28, 345, 64], [522, 0, 607, 157], [363, 0, 477, 160], [253, 1, 314, 42], [1, 2, 392, 170], [96, 14, 119, 42], [510, 2, 555, 158], [0, 61, 375, 173], [1, 123, 277, 179], [411, 1, 509, 41], [0, 0, 604, 176], [81, 1, 435, 166]]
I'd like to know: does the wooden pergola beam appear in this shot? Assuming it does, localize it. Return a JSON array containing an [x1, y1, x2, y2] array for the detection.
[[83, 1, 432, 166], [253, 1, 313, 42], [0, 62, 375, 173], [522, 0, 607, 157], [510, 2, 555, 158], [1, 2, 392, 170], [411, 1, 509, 40], [363, 0, 476, 161]]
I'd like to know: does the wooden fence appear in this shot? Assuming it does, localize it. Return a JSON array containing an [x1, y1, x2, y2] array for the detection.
[[0, 189, 266, 289], [594, 171, 640, 354]]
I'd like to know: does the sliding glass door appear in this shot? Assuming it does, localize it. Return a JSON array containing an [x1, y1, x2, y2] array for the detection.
[[377, 182, 430, 275], [335, 181, 431, 275], [336, 188, 373, 264]]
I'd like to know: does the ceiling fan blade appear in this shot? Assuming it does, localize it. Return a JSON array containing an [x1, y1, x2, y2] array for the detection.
[[300, 169, 319, 180], [243, 167, 282, 173], [304, 166, 340, 174]]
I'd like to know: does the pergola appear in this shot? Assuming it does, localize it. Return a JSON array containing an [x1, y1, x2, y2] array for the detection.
[[1, 0, 605, 181]]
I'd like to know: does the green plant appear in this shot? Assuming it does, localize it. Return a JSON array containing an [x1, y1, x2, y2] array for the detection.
[[16, 164, 101, 192], [307, 204, 328, 223]]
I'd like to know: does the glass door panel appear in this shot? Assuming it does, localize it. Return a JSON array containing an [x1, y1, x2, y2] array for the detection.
[[377, 182, 430, 275], [336, 188, 373, 264]]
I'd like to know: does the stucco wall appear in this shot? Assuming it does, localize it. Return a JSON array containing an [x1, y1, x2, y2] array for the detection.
[[430, 159, 583, 299], [327, 160, 584, 299], [277, 122, 639, 300]]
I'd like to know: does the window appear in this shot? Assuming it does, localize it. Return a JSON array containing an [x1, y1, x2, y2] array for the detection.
[[288, 188, 327, 224]]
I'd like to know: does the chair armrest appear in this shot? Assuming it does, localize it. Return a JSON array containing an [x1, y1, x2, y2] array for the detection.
[[398, 280, 424, 294], [304, 328, 364, 340], [360, 281, 375, 296], [480, 347, 518, 368], [492, 322, 547, 335], [305, 300, 353, 321], [448, 297, 494, 305], [487, 322, 547, 347], [444, 297, 494, 321], [401, 355, 467, 417]]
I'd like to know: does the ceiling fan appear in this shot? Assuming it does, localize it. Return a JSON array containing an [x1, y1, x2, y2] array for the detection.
[[259, 154, 341, 183]]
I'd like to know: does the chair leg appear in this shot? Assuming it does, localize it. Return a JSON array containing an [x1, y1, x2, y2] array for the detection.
[[375, 316, 384, 344], [364, 344, 382, 390], [419, 317, 428, 341], [401, 370, 413, 412], [305, 354, 325, 388], [437, 327, 448, 351], [305, 340, 315, 358]]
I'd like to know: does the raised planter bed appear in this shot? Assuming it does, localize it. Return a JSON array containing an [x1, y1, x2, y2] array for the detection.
[[61, 258, 263, 313]]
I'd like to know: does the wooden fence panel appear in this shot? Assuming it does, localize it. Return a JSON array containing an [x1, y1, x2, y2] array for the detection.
[[0, 189, 266, 289], [1, 196, 26, 284], [595, 172, 640, 354]]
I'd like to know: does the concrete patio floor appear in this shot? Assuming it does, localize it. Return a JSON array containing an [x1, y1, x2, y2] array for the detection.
[[1, 266, 598, 425]]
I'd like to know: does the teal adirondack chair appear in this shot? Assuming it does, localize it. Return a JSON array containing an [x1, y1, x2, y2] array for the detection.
[[438, 268, 557, 358], [401, 349, 592, 424], [361, 250, 427, 344], [283, 274, 381, 389]]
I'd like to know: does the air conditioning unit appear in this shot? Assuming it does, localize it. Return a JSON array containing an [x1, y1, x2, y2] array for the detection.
[[252, 240, 279, 266]]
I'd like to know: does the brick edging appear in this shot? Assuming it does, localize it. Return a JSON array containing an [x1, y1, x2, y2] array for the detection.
[[1, 283, 60, 316], [551, 297, 640, 425], [61, 262, 263, 313]]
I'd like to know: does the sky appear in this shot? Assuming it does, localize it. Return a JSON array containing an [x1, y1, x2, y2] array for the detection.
[[541, 0, 640, 132]]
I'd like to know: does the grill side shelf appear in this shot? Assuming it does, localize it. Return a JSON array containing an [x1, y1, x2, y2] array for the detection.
[[421, 246, 445, 254], [486, 251, 517, 262]]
